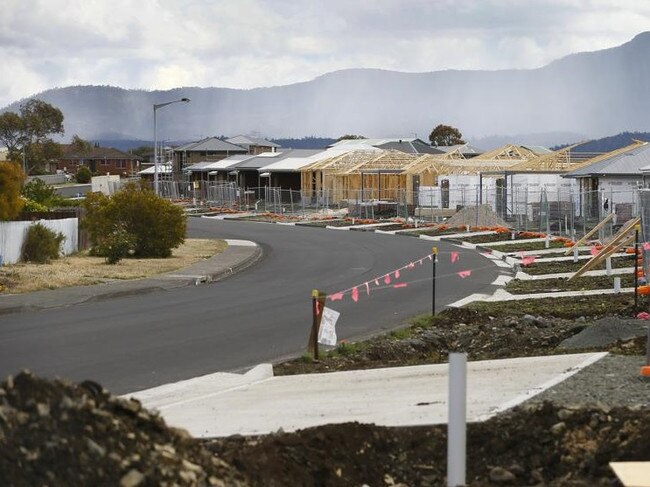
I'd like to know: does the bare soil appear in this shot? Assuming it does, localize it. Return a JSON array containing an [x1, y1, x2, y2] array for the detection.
[[275, 294, 645, 377], [506, 275, 636, 294], [525, 255, 636, 275], [4, 371, 650, 486], [488, 240, 568, 251], [0, 239, 227, 294]]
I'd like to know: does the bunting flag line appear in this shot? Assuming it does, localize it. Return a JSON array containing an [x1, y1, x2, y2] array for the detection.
[[451, 251, 459, 263], [521, 255, 536, 266], [315, 300, 321, 315], [393, 283, 408, 288], [326, 250, 436, 303], [457, 270, 472, 278]]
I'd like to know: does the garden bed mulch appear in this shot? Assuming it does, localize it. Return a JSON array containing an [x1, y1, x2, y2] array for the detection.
[[395, 225, 472, 237]]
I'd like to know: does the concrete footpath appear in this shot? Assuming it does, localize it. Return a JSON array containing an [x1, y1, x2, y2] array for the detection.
[[0, 239, 261, 315], [128, 352, 607, 438]]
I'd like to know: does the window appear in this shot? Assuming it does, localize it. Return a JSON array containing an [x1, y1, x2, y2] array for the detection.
[[116, 160, 126, 169]]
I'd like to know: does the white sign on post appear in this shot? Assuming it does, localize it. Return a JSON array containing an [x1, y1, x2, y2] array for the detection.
[[317, 307, 340, 346]]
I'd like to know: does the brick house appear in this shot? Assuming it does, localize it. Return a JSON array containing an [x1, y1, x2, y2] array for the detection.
[[57, 145, 143, 177]]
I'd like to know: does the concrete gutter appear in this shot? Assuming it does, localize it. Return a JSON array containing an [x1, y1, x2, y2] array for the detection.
[[0, 239, 262, 316]]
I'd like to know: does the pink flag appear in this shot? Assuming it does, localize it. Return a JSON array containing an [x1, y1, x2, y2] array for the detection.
[[393, 283, 408, 288], [375, 279, 380, 286], [521, 256, 536, 266], [457, 270, 472, 278], [643, 242, 650, 251], [590, 246, 599, 256], [408, 262, 415, 269], [329, 293, 344, 301], [384, 274, 391, 285], [394, 270, 401, 279], [351, 287, 359, 302], [315, 300, 321, 315], [365, 282, 370, 296], [451, 251, 459, 263]]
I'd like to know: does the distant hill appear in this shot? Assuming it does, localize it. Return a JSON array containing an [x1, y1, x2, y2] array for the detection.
[[552, 131, 650, 153], [4, 32, 650, 141]]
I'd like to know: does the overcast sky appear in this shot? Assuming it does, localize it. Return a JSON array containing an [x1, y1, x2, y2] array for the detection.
[[2, 0, 650, 108]]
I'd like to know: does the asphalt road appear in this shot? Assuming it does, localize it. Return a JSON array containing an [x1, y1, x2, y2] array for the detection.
[[0, 219, 501, 394]]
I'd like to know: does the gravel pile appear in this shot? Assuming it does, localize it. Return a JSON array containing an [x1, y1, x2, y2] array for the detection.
[[445, 204, 508, 228], [0, 371, 247, 487]]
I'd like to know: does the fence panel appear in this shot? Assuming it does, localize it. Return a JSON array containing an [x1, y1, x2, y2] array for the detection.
[[0, 218, 78, 265]]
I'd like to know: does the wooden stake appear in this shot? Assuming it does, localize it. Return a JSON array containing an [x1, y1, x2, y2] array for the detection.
[[563, 213, 614, 255]]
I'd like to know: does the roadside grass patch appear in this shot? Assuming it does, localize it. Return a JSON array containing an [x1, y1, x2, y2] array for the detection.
[[0, 238, 227, 294]]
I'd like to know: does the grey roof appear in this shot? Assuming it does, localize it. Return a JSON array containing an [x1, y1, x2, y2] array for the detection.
[[226, 135, 280, 148], [174, 137, 247, 153], [564, 143, 650, 177], [376, 139, 444, 155], [231, 149, 321, 170], [435, 143, 484, 155]]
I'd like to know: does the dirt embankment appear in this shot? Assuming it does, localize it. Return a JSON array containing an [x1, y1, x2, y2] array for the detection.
[[3, 371, 649, 487]]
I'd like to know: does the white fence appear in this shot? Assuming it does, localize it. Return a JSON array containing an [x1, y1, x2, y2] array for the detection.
[[0, 218, 78, 265]]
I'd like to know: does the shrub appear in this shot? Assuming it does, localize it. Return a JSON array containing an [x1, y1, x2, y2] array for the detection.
[[21, 197, 49, 212], [91, 226, 135, 264], [21, 223, 65, 263], [0, 162, 25, 220], [82, 183, 186, 259], [21, 178, 59, 207], [75, 166, 92, 184]]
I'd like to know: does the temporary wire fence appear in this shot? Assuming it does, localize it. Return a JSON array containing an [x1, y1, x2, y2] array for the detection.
[[153, 180, 642, 241]]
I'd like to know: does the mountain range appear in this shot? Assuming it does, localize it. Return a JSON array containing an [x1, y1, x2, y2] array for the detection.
[[3, 32, 650, 143]]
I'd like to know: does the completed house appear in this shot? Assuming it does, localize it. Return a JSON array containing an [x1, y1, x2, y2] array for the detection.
[[57, 145, 143, 177], [172, 137, 248, 174]]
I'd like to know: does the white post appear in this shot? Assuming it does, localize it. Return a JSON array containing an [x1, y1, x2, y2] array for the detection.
[[606, 257, 612, 276], [447, 353, 467, 487], [573, 246, 579, 263], [545, 234, 550, 249], [153, 107, 158, 196], [614, 277, 621, 293]]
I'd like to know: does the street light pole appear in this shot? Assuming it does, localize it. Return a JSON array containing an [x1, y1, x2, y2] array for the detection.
[[153, 97, 190, 196]]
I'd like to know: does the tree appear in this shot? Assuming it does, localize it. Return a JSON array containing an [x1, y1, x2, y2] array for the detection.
[[428, 124, 465, 146], [337, 134, 366, 141], [82, 183, 186, 259], [0, 162, 26, 220], [0, 99, 64, 174], [75, 166, 92, 184], [70, 135, 93, 154]]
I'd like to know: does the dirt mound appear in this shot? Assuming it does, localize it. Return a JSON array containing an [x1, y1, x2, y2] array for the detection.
[[445, 204, 508, 228], [206, 402, 650, 487], [0, 371, 247, 486]]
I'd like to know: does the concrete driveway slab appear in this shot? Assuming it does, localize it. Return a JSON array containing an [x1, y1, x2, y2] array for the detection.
[[131, 352, 606, 438]]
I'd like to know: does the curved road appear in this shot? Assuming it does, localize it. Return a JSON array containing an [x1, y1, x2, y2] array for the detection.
[[0, 219, 501, 393]]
